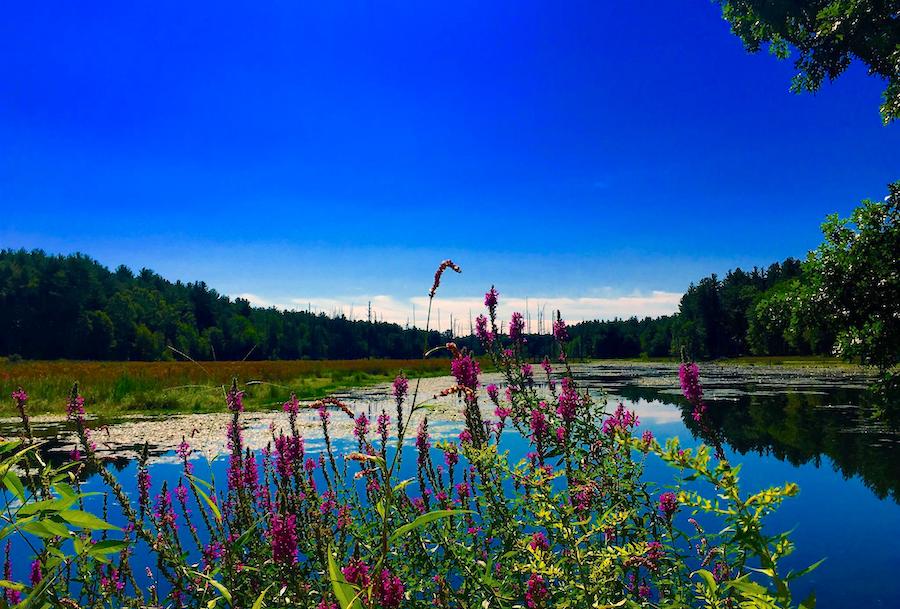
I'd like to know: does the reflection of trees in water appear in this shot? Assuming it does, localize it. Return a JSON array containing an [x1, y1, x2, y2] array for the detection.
[[618, 385, 900, 503], [698, 391, 899, 503]]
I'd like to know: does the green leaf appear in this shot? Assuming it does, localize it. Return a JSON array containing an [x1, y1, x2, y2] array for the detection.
[[21, 520, 69, 539], [787, 558, 826, 581], [230, 517, 263, 553], [194, 572, 232, 604], [799, 590, 816, 609], [727, 578, 768, 596], [392, 478, 415, 492], [692, 569, 718, 595], [327, 545, 363, 609], [2, 471, 25, 502], [389, 509, 471, 544], [88, 540, 129, 556], [188, 475, 222, 523], [17, 496, 76, 517], [251, 584, 274, 609], [58, 510, 120, 531], [188, 475, 213, 490], [0, 441, 23, 455], [53, 483, 78, 500], [0, 581, 25, 591]]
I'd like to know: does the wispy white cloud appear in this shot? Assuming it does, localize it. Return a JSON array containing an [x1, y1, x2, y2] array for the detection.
[[236, 290, 682, 332]]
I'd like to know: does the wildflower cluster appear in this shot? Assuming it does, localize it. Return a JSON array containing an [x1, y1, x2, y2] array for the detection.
[[0, 263, 816, 609]]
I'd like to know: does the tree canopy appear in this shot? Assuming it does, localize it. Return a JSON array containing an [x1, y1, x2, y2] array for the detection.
[[800, 181, 900, 371], [716, 0, 900, 123]]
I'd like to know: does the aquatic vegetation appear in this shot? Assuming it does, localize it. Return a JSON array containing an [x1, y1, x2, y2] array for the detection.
[[0, 263, 818, 608], [0, 358, 457, 416]]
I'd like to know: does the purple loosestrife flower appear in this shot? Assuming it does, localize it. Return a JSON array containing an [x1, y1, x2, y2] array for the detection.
[[485, 384, 499, 403], [525, 574, 548, 609], [645, 541, 665, 570], [541, 356, 552, 375], [444, 446, 459, 468], [320, 490, 337, 514], [455, 481, 470, 502], [713, 561, 730, 583], [337, 505, 352, 530], [521, 363, 533, 381], [638, 583, 651, 599], [270, 513, 298, 565], [226, 387, 244, 413], [11, 388, 31, 438], [176, 438, 193, 474], [274, 434, 303, 479], [202, 541, 225, 570], [341, 559, 371, 587], [392, 373, 409, 401], [509, 312, 525, 343], [66, 390, 97, 453], [415, 419, 430, 460], [529, 408, 548, 439], [29, 559, 42, 587], [376, 569, 405, 608], [100, 567, 125, 594], [154, 490, 178, 532], [377, 410, 390, 443], [494, 404, 512, 420], [529, 531, 549, 551], [243, 450, 259, 493], [3, 543, 18, 605], [641, 429, 654, 450], [175, 482, 188, 505], [484, 286, 499, 311], [692, 403, 708, 422], [354, 413, 370, 439], [552, 314, 569, 343], [658, 491, 678, 519], [679, 362, 703, 405], [450, 354, 480, 391], [475, 314, 494, 346], [601, 403, 639, 435], [556, 377, 579, 423], [282, 393, 300, 415], [137, 468, 152, 514]]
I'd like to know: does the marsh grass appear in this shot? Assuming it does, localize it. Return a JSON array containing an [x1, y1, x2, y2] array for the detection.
[[0, 358, 463, 416]]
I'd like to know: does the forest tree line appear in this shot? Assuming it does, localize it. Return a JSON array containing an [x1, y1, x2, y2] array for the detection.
[[2, 184, 896, 366], [0, 249, 832, 362]]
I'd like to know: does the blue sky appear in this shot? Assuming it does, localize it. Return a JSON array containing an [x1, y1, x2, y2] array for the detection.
[[1, 1, 896, 326]]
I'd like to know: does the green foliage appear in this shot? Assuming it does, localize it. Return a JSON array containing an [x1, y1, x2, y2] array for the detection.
[[715, 0, 900, 123], [0, 249, 444, 361], [0, 323, 819, 608], [674, 260, 805, 359], [800, 182, 900, 372]]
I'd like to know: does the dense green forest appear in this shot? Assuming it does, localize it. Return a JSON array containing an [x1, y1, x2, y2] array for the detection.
[[0, 249, 442, 361], [5, 184, 898, 364], [0, 249, 827, 362]]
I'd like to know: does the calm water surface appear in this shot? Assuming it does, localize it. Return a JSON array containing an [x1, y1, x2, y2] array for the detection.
[[5, 364, 898, 607]]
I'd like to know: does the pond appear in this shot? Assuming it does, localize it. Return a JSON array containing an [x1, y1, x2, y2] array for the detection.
[[3, 362, 898, 607]]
